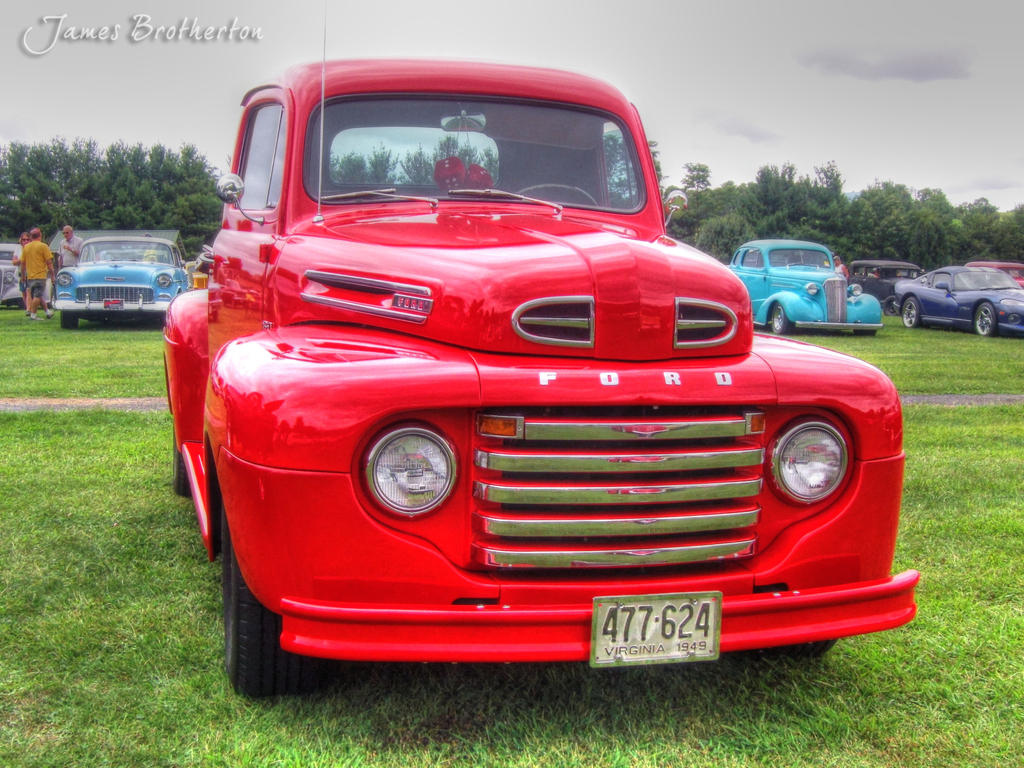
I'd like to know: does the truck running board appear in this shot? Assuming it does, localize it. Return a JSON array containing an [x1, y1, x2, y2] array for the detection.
[[181, 441, 214, 561]]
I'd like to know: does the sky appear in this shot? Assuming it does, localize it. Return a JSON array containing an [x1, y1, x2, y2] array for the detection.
[[4, 0, 1024, 211]]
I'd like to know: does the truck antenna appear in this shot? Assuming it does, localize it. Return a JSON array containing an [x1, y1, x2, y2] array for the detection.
[[313, 3, 327, 224]]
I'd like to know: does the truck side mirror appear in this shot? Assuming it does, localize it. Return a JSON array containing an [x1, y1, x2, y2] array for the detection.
[[216, 173, 265, 225], [663, 189, 688, 227]]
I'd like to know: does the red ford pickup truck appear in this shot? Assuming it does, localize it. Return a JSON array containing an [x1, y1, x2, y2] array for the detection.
[[164, 59, 919, 696]]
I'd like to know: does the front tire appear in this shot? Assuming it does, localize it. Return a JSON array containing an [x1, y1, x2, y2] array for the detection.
[[901, 297, 921, 328], [769, 303, 793, 334], [973, 301, 997, 337], [221, 504, 326, 697], [60, 311, 79, 329]]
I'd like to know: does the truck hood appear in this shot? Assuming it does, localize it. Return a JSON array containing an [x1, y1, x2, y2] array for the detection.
[[272, 211, 752, 361]]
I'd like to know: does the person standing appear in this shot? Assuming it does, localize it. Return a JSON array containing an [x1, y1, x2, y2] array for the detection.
[[13, 232, 30, 314], [21, 228, 55, 320], [58, 225, 84, 269]]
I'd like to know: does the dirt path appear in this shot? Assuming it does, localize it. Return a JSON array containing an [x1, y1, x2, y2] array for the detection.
[[0, 397, 167, 412]]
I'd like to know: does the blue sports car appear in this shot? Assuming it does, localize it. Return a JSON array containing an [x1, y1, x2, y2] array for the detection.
[[54, 236, 189, 329], [729, 239, 883, 335], [894, 266, 1024, 337]]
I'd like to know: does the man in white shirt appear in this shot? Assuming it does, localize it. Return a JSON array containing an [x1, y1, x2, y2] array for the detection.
[[59, 225, 84, 269]]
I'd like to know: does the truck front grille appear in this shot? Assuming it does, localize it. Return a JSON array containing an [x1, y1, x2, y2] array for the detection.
[[823, 277, 847, 323], [77, 286, 153, 303], [472, 407, 764, 569]]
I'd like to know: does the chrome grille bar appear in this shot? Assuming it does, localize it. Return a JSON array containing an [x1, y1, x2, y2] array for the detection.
[[478, 412, 762, 441], [474, 477, 761, 505], [475, 538, 756, 569], [475, 446, 763, 473], [476, 507, 759, 538]]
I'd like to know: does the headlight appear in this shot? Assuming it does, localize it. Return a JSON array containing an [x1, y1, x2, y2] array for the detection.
[[156, 273, 173, 288], [849, 283, 863, 297], [1000, 299, 1024, 310], [771, 421, 848, 503], [2, 271, 13, 286], [804, 282, 819, 296], [56, 272, 73, 286], [365, 426, 456, 516]]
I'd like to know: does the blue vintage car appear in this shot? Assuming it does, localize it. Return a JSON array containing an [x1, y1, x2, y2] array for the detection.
[[894, 265, 1024, 337], [729, 240, 883, 335], [54, 236, 189, 329]]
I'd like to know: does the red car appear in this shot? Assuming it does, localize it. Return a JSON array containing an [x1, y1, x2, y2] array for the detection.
[[164, 59, 918, 696], [965, 260, 1024, 288]]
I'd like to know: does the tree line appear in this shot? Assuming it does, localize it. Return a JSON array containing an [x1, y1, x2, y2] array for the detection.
[[0, 138, 222, 255], [3, 139, 1022, 271], [665, 161, 1024, 270]]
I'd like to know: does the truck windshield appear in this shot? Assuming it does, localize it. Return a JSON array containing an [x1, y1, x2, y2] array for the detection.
[[305, 97, 644, 212]]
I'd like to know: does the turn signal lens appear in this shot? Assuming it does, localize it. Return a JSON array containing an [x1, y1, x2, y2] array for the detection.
[[477, 414, 522, 438], [365, 426, 456, 516], [772, 421, 848, 503]]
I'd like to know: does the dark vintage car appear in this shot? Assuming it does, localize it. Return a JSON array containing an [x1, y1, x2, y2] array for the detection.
[[965, 261, 1024, 288], [895, 266, 1024, 337], [849, 260, 923, 314]]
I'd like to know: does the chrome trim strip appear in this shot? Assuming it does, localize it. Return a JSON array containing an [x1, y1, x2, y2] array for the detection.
[[304, 270, 432, 297], [301, 293, 429, 324], [511, 296, 595, 348], [519, 316, 591, 330], [674, 298, 738, 349], [473, 477, 762, 505], [474, 447, 764, 473], [520, 415, 755, 441], [475, 538, 756, 568], [476, 508, 760, 537]]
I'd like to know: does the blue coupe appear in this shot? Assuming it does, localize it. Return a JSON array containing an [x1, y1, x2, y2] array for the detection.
[[54, 236, 189, 329], [729, 239, 883, 335], [894, 266, 1024, 337]]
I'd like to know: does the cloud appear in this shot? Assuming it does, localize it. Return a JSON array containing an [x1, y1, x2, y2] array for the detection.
[[799, 49, 971, 82], [712, 116, 781, 144]]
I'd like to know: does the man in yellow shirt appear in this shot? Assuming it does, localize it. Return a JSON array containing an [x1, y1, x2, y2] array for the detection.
[[20, 228, 55, 320]]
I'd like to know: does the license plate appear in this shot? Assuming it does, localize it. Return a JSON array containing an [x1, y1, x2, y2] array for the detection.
[[590, 592, 722, 667], [104, 299, 124, 310]]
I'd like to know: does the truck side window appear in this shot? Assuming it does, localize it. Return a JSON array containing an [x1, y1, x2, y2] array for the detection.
[[603, 122, 640, 209], [239, 103, 286, 210]]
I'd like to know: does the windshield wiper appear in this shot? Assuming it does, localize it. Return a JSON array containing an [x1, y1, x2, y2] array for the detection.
[[447, 188, 562, 214], [321, 188, 438, 209]]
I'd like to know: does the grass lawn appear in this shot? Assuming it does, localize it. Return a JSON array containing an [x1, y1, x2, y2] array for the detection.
[[1, 306, 1022, 767], [791, 316, 1024, 395], [0, 310, 165, 399]]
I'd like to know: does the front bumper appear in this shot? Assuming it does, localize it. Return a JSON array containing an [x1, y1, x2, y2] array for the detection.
[[54, 298, 172, 313], [280, 570, 919, 661]]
